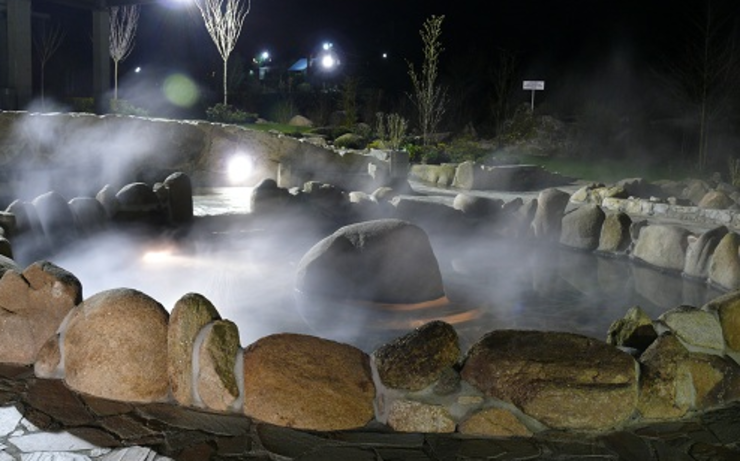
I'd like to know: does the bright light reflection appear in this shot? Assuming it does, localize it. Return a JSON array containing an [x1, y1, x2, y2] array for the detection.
[[227, 154, 253, 184], [321, 54, 336, 69], [142, 249, 175, 264]]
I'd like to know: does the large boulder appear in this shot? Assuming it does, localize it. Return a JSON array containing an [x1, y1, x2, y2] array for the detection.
[[597, 211, 632, 254], [249, 178, 291, 215], [698, 190, 735, 209], [531, 188, 570, 241], [461, 330, 637, 431], [684, 226, 729, 280], [452, 194, 502, 220], [32, 191, 78, 247], [242, 333, 375, 430], [114, 182, 163, 224], [631, 225, 691, 272], [702, 291, 740, 363], [709, 232, 740, 291], [295, 219, 445, 304], [391, 196, 465, 235], [63, 288, 169, 403], [372, 321, 460, 391], [168, 292, 222, 407], [68, 197, 108, 236], [559, 204, 605, 250], [0, 262, 81, 364], [658, 305, 724, 353], [6, 199, 43, 238], [638, 334, 740, 421], [163, 172, 193, 224]]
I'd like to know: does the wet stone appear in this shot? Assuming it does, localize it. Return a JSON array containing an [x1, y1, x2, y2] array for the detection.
[[0, 261, 82, 365], [136, 403, 250, 437], [24, 378, 93, 427], [66, 426, 121, 448], [243, 333, 375, 431], [80, 394, 133, 417], [433, 367, 462, 396], [386, 399, 455, 433], [296, 219, 446, 304], [458, 407, 533, 437], [638, 334, 740, 420], [256, 423, 337, 459], [197, 319, 240, 412], [689, 442, 740, 461], [168, 292, 222, 407], [64, 289, 170, 403], [658, 305, 724, 352], [461, 330, 637, 431], [606, 305, 658, 352], [215, 435, 253, 457], [99, 413, 160, 440], [702, 291, 740, 357], [373, 321, 460, 391], [293, 446, 380, 461], [600, 431, 654, 461]]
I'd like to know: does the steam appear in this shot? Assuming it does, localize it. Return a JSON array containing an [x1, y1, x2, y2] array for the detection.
[[0, 111, 727, 353], [6, 111, 175, 200]]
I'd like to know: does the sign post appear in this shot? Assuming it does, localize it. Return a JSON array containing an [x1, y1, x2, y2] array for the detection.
[[523, 80, 545, 112]]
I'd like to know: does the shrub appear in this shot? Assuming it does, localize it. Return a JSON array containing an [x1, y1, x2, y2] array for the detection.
[[66, 97, 95, 113], [407, 144, 450, 164], [333, 132, 367, 149], [443, 136, 491, 163], [110, 99, 149, 117], [206, 103, 257, 124], [374, 112, 409, 151]]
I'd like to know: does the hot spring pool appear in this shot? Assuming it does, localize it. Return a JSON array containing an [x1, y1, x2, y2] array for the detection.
[[45, 187, 724, 352]]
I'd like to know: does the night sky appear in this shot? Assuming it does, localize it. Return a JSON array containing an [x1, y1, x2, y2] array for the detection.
[[31, 0, 739, 116]]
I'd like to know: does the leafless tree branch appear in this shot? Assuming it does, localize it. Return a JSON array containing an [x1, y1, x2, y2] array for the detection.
[[194, 0, 251, 105], [109, 5, 140, 101]]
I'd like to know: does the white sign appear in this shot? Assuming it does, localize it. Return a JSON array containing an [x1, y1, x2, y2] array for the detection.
[[523, 80, 545, 90]]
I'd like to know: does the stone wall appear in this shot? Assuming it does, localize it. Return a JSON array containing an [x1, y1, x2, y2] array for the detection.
[[0, 182, 739, 451], [0, 111, 385, 199]]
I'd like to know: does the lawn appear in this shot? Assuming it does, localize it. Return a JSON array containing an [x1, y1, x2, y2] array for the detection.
[[513, 154, 699, 184]]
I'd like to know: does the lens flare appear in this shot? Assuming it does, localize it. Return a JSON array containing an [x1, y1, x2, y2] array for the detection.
[[163, 73, 199, 108]]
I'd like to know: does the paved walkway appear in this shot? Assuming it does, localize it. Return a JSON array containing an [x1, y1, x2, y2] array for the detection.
[[2, 363, 740, 460]]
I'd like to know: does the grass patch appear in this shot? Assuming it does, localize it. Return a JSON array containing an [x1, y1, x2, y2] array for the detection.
[[514, 155, 697, 183]]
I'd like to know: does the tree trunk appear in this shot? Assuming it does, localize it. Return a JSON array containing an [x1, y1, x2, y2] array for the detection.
[[40, 62, 46, 109], [114, 59, 119, 101], [223, 58, 228, 105]]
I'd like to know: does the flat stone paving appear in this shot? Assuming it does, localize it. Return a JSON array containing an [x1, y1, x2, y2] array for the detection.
[[1, 364, 739, 460]]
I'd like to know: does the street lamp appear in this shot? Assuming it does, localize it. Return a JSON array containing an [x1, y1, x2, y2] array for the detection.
[[317, 42, 339, 71]]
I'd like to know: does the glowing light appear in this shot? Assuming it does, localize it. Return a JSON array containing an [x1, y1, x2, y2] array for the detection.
[[261, 51, 269, 60], [135, 66, 141, 73], [321, 54, 336, 69], [227, 154, 253, 184], [382, 53, 388, 59], [322, 42, 333, 51], [142, 249, 175, 264], [163, 73, 199, 108]]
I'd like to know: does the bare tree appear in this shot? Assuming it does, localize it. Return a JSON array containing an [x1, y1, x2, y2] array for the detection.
[[109, 5, 140, 101], [194, 0, 251, 105], [408, 15, 448, 146], [659, 0, 740, 171], [33, 21, 66, 109], [490, 48, 519, 136]]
